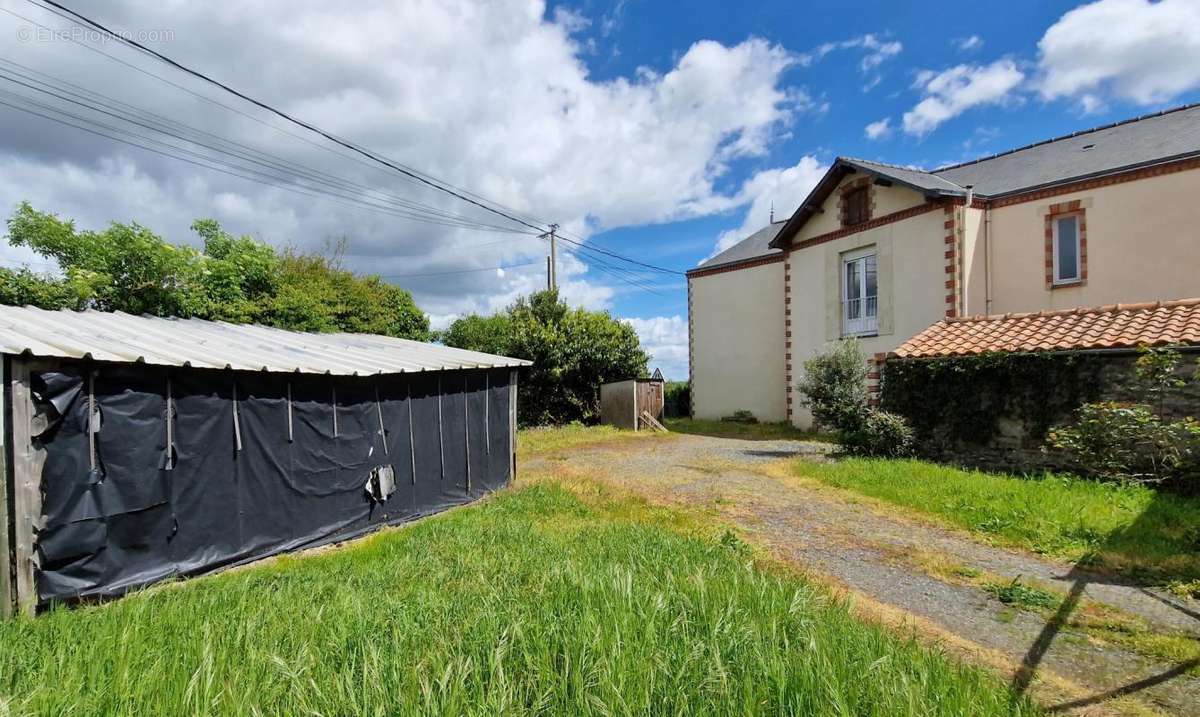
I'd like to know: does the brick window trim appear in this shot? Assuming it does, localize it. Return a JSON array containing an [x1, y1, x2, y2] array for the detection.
[[837, 176, 875, 228], [1044, 200, 1088, 290]]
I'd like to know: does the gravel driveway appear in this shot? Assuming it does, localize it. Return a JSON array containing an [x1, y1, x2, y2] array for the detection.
[[524, 433, 1200, 716]]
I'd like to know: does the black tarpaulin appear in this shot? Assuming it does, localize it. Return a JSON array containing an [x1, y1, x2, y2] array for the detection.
[[30, 362, 513, 605]]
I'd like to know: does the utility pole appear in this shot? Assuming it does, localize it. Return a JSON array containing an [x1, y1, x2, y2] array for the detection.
[[541, 223, 559, 291]]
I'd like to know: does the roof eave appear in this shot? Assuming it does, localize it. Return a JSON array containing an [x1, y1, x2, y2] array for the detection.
[[977, 150, 1200, 201], [687, 250, 783, 276]]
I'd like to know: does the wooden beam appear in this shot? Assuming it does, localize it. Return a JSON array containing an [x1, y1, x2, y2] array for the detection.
[[1, 356, 11, 619], [9, 357, 50, 616], [873, 177, 893, 187], [509, 369, 517, 481]]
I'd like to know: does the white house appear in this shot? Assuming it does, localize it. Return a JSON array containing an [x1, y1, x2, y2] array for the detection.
[[688, 104, 1200, 427]]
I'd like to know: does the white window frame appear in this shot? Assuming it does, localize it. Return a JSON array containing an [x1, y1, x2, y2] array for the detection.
[[1051, 214, 1082, 285], [841, 247, 878, 337]]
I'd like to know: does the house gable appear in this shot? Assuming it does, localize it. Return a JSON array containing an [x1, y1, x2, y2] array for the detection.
[[791, 172, 938, 244], [771, 158, 965, 250]]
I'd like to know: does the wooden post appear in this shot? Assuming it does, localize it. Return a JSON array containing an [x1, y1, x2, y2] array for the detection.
[[463, 372, 470, 493], [1, 355, 12, 619], [509, 369, 518, 480], [9, 358, 49, 616]]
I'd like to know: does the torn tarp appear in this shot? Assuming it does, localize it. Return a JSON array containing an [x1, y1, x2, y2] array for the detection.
[[30, 362, 513, 605]]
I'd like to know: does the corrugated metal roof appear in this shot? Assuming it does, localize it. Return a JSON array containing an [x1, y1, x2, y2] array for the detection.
[[0, 305, 531, 374]]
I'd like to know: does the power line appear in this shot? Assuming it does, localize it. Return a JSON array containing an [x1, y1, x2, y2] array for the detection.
[[3, 3, 546, 232], [0, 87, 536, 234], [33, 0, 548, 235], [555, 229, 683, 276], [378, 259, 541, 280], [0, 62, 537, 234], [17, 0, 687, 285]]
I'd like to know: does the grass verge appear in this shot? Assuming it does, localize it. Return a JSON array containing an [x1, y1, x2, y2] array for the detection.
[[792, 457, 1200, 589], [0, 479, 1040, 716], [665, 417, 830, 442]]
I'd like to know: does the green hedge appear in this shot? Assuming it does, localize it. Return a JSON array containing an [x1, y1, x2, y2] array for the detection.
[[880, 352, 1104, 450], [664, 381, 690, 418]]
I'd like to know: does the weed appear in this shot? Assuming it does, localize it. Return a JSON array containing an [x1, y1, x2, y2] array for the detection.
[[983, 577, 1062, 611]]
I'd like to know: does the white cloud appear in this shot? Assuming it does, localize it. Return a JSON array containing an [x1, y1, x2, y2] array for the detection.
[[954, 35, 983, 52], [902, 60, 1025, 136], [624, 315, 688, 381], [1036, 0, 1200, 109], [864, 117, 892, 140], [811, 34, 902, 90], [815, 34, 903, 72], [0, 0, 805, 322], [708, 156, 828, 258]]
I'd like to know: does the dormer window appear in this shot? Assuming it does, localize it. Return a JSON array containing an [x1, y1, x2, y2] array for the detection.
[[843, 186, 870, 226]]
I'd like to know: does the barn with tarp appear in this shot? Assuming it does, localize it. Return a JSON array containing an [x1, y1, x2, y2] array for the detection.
[[0, 305, 529, 616]]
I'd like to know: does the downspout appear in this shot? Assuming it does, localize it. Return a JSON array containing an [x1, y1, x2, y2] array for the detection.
[[984, 202, 993, 315], [961, 186, 974, 317]]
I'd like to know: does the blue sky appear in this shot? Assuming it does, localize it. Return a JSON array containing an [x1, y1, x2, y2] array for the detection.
[[0, 0, 1197, 381]]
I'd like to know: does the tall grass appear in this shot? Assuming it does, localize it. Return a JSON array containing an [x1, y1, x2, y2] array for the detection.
[[795, 458, 1200, 584], [0, 482, 1038, 715]]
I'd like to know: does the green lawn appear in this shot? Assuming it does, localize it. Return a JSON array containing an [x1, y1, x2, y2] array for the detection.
[[665, 416, 830, 442], [0, 479, 1039, 715], [794, 458, 1200, 590]]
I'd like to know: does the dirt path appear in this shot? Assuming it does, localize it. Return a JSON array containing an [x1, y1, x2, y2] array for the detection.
[[524, 434, 1200, 716]]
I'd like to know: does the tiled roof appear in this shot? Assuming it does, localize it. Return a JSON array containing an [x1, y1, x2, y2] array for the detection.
[[893, 298, 1200, 359]]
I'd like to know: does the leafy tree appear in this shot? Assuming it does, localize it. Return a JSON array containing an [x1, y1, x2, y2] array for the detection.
[[0, 266, 88, 310], [1, 202, 430, 341], [443, 290, 648, 425], [267, 245, 430, 340], [438, 313, 512, 355]]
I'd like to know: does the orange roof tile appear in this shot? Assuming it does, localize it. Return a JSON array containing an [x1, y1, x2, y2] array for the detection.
[[893, 298, 1200, 359]]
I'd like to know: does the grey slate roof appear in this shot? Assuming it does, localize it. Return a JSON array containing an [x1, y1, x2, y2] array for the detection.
[[0, 305, 531, 374], [693, 221, 784, 272], [933, 103, 1200, 196], [840, 157, 966, 195]]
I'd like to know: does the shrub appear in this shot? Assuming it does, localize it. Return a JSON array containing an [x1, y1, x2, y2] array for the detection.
[[843, 408, 915, 458], [797, 340, 913, 457], [1048, 345, 1200, 485], [797, 339, 869, 431]]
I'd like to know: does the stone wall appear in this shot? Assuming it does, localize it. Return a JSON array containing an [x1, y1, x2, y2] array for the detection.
[[882, 350, 1200, 473]]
